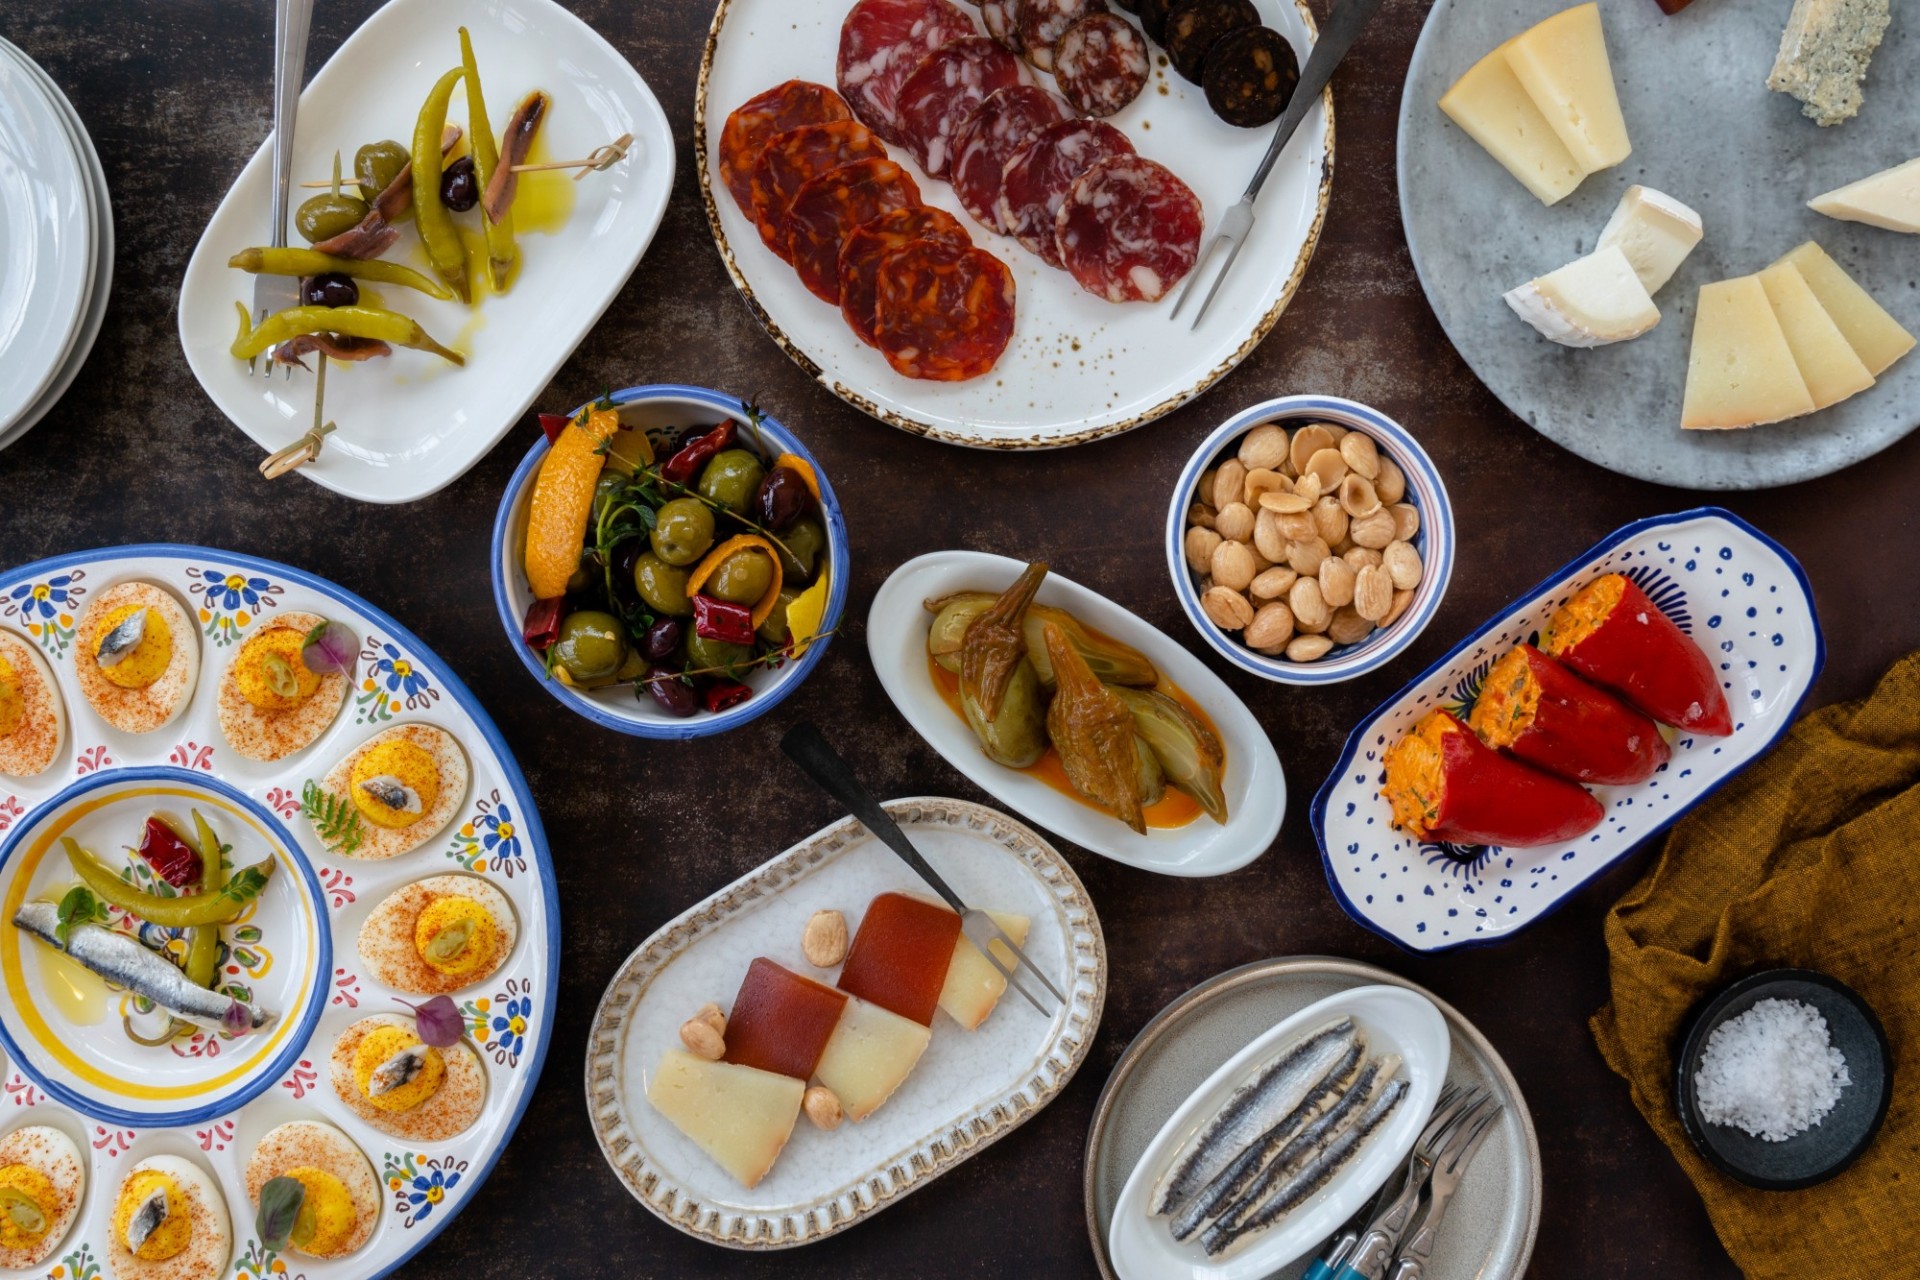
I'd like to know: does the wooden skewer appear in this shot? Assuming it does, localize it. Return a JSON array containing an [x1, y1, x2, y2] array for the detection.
[[298, 132, 634, 188], [260, 357, 336, 479]]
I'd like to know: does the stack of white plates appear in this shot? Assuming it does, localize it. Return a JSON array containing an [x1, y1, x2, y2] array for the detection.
[[0, 39, 110, 452]]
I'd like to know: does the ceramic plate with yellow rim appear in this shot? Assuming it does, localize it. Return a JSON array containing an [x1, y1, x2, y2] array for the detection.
[[0, 545, 555, 1280]]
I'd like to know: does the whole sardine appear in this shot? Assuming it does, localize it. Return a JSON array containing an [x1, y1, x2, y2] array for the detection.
[[13, 902, 274, 1034]]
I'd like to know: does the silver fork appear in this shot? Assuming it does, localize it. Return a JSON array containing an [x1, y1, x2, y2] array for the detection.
[[1384, 1096, 1503, 1280], [779, 723, 1065, 1017], [1337, 1089, 1494, 1280], [1169, 0, 1389, 329], [250, 0, 315, 376], [1304, 1084, 1466, 1280]]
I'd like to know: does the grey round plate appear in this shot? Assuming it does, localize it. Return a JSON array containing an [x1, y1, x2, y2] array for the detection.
[[1398, 0, 1919, 491], [1083, 957, 1540, 1280]]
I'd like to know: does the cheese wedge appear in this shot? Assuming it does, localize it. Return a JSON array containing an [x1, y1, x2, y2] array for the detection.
[[1767, 0, 1891, 127], [1773, 241, 1916, 375], [1757, 262, 1875, 410], [1809, 157, 1920, 233], [1598, 186, 1703, 295], [1505, 246, 1660, 348], [646, 1050, 805, 1189], [1502, 4, 1632, 174], [813, 996, 930, 1122], [1681, 276, 1816, 430], [1438, 39, 1588, 205], [937, 911, 1031, 1031]]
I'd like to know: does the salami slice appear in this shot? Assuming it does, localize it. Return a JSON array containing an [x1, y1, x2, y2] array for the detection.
[[1202, 25, 1299, 127], [718, 81, 850, 216], [895, 37, 1028, 178], [996, 118, 1133, 266], [836, 0, 977, 145], [838, 205, 973, 346], [783, 157, 924, 303], [950, 85, 1071, 231], [872, 240, 1017, 381], [1164, 0, 1259, 84], [982, 0, 1024, 53], [748, 121, 887, 260], [1056, 154, 1204, 303], [1054, 14, 1150, 117], [1018, 0, 1107, 72]]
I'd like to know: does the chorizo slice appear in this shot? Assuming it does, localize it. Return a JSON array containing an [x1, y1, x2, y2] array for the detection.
[[895, 36, 1029, 178], [748, 120, 887, 260], [837, 0, 977, 144], [995, 117, 1133, 266], [838, 205, 973, 346], [872, 240, 1018, 381], [1054, 13, 1151, 117], [1202, 24, 1299, 127], [950, 84, 1072, 231], [719, 80, 850, 217], [1164, 0, 1259, 84], [1055, 153, 1204, 303], [783, 156, 924, 303]]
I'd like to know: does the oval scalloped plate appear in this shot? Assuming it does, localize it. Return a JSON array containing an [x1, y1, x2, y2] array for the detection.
[[0, 544, 555, 1279], [586, 797, 1106, 1248], [1311, 509, 1823, 953]]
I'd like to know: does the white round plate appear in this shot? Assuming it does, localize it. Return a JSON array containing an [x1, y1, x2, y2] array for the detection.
[[0, 49, 91, 437], [1399, 0, 1918, 489], [0, 545, 556, 1280], [698, 0, 1333, 449], [1108, 984, 1448, 1280], [867, 550, 1285, 876], [0, 39, 113, 454]]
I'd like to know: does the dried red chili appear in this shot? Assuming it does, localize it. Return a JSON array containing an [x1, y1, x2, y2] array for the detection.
[[661, 421, 738, 487], [521, 596, 566, 650], [693, 595, 756, 645], [138, 817, 203, 889], [703, 680, 753, 713]]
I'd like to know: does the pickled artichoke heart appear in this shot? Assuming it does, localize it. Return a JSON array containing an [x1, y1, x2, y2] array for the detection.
[[1114, 687, 1230, 825], [1042, 622, 1148, 834], [967, 656, 1049, 768], [956, 562, 1052, 767], [1135, 734, 1166, 808], [928, 593, 1158, 688]]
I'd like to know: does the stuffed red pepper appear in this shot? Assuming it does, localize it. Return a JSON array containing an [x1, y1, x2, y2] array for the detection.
[[1382, 711, 1605, 847], [1541, 573, 1732, 736], [1468, 644, 1669, 785]]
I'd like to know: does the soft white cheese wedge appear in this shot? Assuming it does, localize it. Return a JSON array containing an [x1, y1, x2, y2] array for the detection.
[[1505, 246, 1660, 347], [1598, 186, 1703, 295], [1809, 157, 1920, 233]]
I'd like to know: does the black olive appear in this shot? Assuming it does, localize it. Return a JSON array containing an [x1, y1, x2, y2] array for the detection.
[[642, 617, 684, 663], [441, 156, 479, 212], [643, 671, 699, 717], [755, 466, 811, 533], [301, 272, 360, 308]]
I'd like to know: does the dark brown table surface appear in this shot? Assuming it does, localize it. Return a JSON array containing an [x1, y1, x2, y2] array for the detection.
[[4, 0, 1913, 1275]]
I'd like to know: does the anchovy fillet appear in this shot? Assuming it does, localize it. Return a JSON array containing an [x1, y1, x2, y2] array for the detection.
[[358, 775, 422, 815], [1170, 1042, 1370, 1241], [13, 902, 274, 1033], [1203, 1061, 1409, 1256], [369, 1044, 430, 1096], [96, 610, 147, 667], [1152, 1018, 1359, 1219], [126, 1188, 169, 1252]]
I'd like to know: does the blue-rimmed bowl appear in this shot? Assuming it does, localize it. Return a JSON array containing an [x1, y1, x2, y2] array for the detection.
[[492, 385, 850, 740], [1167, 395, 1456, 686]]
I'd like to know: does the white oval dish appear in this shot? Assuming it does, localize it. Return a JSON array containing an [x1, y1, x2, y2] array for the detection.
[[586, 797, 1105, 1248], [697, 0, 1333, 449], [868, 551, 1285, 876], [1107, 984, 1449, 1280]]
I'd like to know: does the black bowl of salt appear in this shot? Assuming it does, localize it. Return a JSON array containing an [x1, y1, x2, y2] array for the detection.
[[1675, 968, 1892, 1190]]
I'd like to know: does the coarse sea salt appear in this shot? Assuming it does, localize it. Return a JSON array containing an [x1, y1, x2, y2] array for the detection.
[[1694, 997, 1851, 1142]]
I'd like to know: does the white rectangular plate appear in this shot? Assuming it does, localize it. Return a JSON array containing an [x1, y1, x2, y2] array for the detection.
[[585, 797, 1105, 1248], [177, 0, 673, 503]]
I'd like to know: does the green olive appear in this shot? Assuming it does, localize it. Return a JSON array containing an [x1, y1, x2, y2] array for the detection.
[[697, 449, 767, 516], [633, 552, 693, 617], [708, 549, 774, 606], [614, 647, 650, 683], [758, 587, 801, 647], [649, 498, 715, 567], [354, 140, 410, 199], [592, 472, 625, 529], [551, 611, 628, 685], [564, 556, 596, 595], [295, 191, 371, 244], [777, 518, 826, 584], [684, 632, 752, 673]]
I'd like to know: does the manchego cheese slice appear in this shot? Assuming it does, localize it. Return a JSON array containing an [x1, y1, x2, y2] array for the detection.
[[937, 910, 1031, 1031], [1501, 4, 1632, 174], [646, 1049, 805, 1189], [1757, 262, 1875, 411], [1681, 276, 1816, 431], [1772, 241, 1916, 377], [1439, 37, 1588, 206], [813, 995, 930, 1123]]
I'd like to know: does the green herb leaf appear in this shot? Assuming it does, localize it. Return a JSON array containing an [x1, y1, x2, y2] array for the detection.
[[55, 886, 98, 947], [218, 865, 271, 906], [301, 780, 365, 856], [256, 1175, 306, 1253]]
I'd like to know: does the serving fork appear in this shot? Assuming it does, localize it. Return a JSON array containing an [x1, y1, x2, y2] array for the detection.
[[1384, 1092, 1503, 1280], [1304, 1084, 1465, 1280], [1333, 1087, 1495, 1280], [779, 723, 1065, 1017], [250, 0, 315, 376], [1169, 0, 1389, 329]]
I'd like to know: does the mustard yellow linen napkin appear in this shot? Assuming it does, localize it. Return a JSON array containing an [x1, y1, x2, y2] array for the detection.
[[1591, 649, 1920, 1279]]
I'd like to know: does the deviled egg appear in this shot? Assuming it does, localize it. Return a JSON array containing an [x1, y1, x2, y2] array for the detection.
[[107, 1154, 230, 1280], [74, 583, 199, 734], [316, 724, 468, 859], [359, 875, 516, 995], [0, 630, 64, 777], [216, 612, 349, 762], [244, 1122, 379, 1260], [0, 1124, 83, 1268], [330, 1013, 486, 1141]]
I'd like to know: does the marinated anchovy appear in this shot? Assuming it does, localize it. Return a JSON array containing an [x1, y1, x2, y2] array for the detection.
[[369, 1043, 432, 1097], [95, 609, 148, 668], [484, 91, 551, 225], [125, 1188, 170, 1252], [358, 775, 424, 817]]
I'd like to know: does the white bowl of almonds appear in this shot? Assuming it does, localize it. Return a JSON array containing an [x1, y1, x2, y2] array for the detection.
[[1167, 396, 1454, 685]]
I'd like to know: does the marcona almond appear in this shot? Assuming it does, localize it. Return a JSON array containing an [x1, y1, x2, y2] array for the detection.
[[1212, 539, 1257, 591], [1312, 496, 1349, 546], [695, 1003, 727, 1037], [1212, 460, 1248, 512], [1354, 564, 1393, 622], [680, 1018, 725, 1061], [1251, 565, 1298, 600], [1214, 501, 1255, 543], [1392, 502, 1421, 542], [1350, 507, 1397, 549], [803, 1085, 844, 1131], [803, 910, 849, 967], [1245, 602, 1295, 650], [1305, 447, 1349, 490], [1203, 586, 1255, 630], [1289, 424, 1337, 474], [1375, 456, 1406, 504], [1292, 471, 1324, 505], [1339, 431, 1380, 479], [1278, 509, 1318, 541], [1258, 490, 1312, 515], [1287, 536, 1332, 577], [1384, 540, 1424, 591], [1382, 588, 1415, 628], [1344, 545, 1384, 571], [1254, 509, 1288, 562], [1186, 526, 1222, 573], [1340, 475, 1381, 518], [1290, 576, 1331, 632], [1286, 634, 1334, 662], [1328, 605, 1374, 645], [1243, 468, 1290, 505], [1238, 423, 1289, 470], [1187, 503, 1216, 530], [1319, 556, 1356, 607]]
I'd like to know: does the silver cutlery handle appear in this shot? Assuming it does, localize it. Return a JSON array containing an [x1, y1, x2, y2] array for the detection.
[[269, 0, 315, 249], [1243, 0, 1389, 202]]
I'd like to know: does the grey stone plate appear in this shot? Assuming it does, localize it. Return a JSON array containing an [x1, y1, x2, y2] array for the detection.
[[1083, 957, 1540, 1280], [1397, 0, 1918, 490]]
